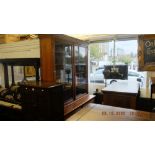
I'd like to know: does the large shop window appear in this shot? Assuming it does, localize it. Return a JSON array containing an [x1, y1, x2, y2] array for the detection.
[[89, 39, 146, 93]]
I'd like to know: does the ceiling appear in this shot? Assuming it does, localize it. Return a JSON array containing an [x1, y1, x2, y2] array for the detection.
[[0, 34, 138, 44], [67, 34, 138, 42]]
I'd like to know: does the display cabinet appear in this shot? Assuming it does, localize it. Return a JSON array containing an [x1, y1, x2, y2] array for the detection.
[[74, 46, 88, 98], [55, 43, 88, 102], [39, 35, 94, 116], [55, 44, 74, 102]]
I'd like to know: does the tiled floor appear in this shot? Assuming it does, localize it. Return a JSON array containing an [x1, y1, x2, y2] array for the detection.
[[66, 103, 155, 121]]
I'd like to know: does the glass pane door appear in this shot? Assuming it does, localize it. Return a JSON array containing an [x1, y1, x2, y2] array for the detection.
[[75, 46, 88, 97], [55, 44, 73, 102]]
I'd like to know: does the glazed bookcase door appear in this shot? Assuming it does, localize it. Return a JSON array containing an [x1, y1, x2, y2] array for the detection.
[[55, 45, 73, 102], [74, 45, 88, 98]]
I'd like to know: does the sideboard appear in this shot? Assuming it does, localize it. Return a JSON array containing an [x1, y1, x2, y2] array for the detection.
[[102, 81, 140, 110]]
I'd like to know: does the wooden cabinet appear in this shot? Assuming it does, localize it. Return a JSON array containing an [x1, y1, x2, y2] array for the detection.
[[39, 35, 56, 83], [54, 37, 90, 115], [55, 42, 88, 101], [38, 35, 92, 115], [102, 81, 139, 110], [150, 77, 155, 101], [20, 81, 64, 120]]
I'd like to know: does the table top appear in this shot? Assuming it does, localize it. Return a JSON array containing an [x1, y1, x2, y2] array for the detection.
[[102, 81, 139, 95], [66, 103, 155, 121]]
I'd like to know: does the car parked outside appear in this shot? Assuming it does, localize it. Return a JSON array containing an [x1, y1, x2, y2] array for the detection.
[[90, 68, 144, 86]]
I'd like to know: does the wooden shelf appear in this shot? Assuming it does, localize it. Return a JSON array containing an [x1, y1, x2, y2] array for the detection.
[[64, 94, 95, 116]]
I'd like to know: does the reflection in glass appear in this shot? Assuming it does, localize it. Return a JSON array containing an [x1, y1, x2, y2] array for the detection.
[[8, 66, 37, 85], [75, 46, 87, 97], [55, 45, 73, 102]]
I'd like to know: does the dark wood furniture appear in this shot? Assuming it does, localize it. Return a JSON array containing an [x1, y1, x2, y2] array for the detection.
[[0, 81, 64, 120], [150, 77, 155, 102], [20, 81, 64, 121], [38, 34, 94, 116], [102, 81, 139, 110], [0, 100, 22, 121], [0, 35, 93, 119], [67, 103, 155, 121], [0, 58, 64, 120], [0, 58, 40, 120], [64, 94, 95, 116]]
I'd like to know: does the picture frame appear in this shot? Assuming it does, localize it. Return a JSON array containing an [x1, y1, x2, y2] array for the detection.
[[24, 66, 36, 77], [138, 34, 155, 71]]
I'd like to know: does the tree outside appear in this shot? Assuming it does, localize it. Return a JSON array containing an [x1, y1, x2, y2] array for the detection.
[[117, 54, 132, 65], [89, 43, 105, 61]]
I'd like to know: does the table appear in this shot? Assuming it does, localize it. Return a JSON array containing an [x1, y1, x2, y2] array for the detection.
[[102, 81, 139, 109], [66, 103, 155, 121]]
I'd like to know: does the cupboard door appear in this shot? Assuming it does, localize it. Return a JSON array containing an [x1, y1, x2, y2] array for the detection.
[[55, 45, 74, 102], [74, 46, 88, 98]]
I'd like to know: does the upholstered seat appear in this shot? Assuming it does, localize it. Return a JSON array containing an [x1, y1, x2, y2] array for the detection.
[[0, 100, 22, 111]]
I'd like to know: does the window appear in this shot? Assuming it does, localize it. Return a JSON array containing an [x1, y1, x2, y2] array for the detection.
[[89, 39, 146, 94]]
